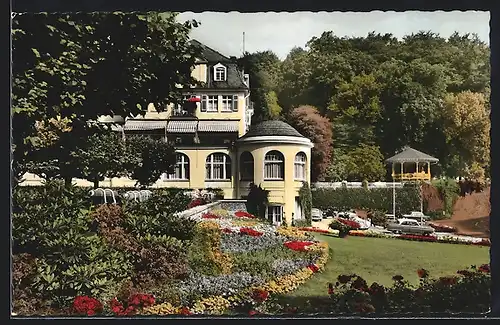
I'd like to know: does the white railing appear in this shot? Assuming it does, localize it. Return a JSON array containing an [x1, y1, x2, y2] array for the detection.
[[314, 181, 404, 189]]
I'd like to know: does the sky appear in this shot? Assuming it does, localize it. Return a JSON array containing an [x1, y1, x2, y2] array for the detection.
[[176, 11, 490, 60]]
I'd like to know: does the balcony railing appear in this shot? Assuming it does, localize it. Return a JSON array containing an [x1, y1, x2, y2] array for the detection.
[[391, 172, 431, 181]]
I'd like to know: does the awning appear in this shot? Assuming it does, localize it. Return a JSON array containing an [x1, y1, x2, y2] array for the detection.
[[167, 120, 198, 133], [198, 120, 239, 133], [123, 119, 168, 131]]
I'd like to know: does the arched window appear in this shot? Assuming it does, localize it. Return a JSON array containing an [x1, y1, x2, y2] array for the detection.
[[240, 151, 254, 181], [264, 150, 284, 180], [214, 63, 227, 81], [206, 153, 232, 180], [166, 153, 190, 180], [294, 152, 307, 180]]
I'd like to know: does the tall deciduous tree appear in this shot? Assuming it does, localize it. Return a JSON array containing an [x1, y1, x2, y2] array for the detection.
[[123, 135, 176, 188], [441, 91, 490, 176], [74, 132, 127, 188], [344, 144, 386, 182], [12, 12, 200, 185], [287, 106, 333, 181]]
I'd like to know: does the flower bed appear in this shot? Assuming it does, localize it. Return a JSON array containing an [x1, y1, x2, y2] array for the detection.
[[427, 222, 457, 233], [347, 229, 491, 246], [135, 209, 330, 316]]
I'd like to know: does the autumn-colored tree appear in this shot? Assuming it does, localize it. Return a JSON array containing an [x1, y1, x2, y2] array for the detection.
[[286, 106, 333, 181], [344, 144, 386, 182], [441, 91, 490, 175]]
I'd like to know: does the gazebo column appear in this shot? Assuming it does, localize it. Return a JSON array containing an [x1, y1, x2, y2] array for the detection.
[[391, 163, 395, 179], [427, 161, 431, 180], [400, 162, 404, 179], [416, 161, 419, 174]]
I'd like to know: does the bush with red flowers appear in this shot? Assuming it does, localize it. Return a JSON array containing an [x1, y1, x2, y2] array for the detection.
[[329, 218, 359, 237], [251, 288, 270, 303], [283, 241, 315, 252], [202, 213, 219, 219], [73, 296, 103, 316], [337, 218, 361, 229], [234, 211, 257, 219], [109, 293, 155, 316], [187, 198, 206, 209], [427, 222, 457, 233], [239, 227, 263, 237]]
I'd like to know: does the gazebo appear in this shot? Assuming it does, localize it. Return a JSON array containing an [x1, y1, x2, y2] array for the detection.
[[385, 146, 439, 182]]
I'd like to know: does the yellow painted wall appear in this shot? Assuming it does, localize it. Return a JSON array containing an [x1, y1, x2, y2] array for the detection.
[[236, 143, 312, 224]]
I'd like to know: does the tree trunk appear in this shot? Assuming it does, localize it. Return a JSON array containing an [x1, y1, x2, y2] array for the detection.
[[64, 176, 72, 188]]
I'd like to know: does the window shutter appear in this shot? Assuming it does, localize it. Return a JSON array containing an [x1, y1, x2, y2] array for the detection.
[[201, 95, 207, 112], [232, 95, 239, 111]]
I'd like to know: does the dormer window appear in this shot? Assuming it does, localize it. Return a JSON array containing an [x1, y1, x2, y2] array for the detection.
[[214, 63, 227, 81]]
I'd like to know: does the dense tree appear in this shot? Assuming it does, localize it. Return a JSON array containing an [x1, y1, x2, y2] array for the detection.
[[441, 91, 490, 176], [12, 12, 200, 186], [123, 135, 177, 187], [74, 132, 127, 188], [344, 144, 386, 182], [237, 50, 282, 122], [286, 106, 333, 181]]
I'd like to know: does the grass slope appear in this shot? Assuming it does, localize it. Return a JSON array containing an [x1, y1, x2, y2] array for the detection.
[[284, 234, 489, 298]]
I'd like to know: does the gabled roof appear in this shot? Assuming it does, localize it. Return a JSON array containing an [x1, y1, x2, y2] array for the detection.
[[385, 146, 439, 163], [191, 39, 231, 63]]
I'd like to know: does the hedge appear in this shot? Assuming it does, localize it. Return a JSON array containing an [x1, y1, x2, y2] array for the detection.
[[312, 187, 420, 214]]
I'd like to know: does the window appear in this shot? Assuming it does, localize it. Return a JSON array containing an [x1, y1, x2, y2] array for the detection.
[[165, 153, 189, 180], [264, 150, 284, 180], [294, 152, 307, 180], [221, 95, 233, 112], [267, 205, 283, 224], [201, 95, 218, 112], [240, 151, 254, 181], [214, 63, 227, 81], [206, 153, 231, 180]]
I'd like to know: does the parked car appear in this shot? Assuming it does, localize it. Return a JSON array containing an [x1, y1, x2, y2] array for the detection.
[[402, 211, 430, 223], [386, 218, 435, 236], [311, 208, 324, 221]]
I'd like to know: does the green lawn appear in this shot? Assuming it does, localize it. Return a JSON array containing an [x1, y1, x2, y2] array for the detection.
[[285, 234, 489, 298]]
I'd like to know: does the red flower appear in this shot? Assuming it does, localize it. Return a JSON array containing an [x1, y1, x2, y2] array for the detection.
[[251, 289, 270, 303], [479, 263, 490, 273], [417, 268, 429, 278], [337, 218, 361, 229], [222, 228, 233, 233], [248, 310, 258, 316], [283, 241, 315, 251], [187, 198, 205, 209], [73, 296, 103, 316], [234, 211, 257, 219], [240, 227, 263, 237], [180, 307, 191, 315], [202, 213, 219, 219], [308, 264, 320, 273], [328, 283, 334, 295]]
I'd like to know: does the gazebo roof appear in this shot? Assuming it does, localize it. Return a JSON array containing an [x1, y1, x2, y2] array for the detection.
[[385, 146, 439, 163]]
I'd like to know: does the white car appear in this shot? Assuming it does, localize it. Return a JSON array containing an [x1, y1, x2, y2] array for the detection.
[[311, 208, 324, 221]]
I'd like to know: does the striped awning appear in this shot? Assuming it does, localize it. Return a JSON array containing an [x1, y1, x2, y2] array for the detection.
[[123, 119, 168, 131], [198, 120, 239, 133], [166, 120, 198, 133]]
